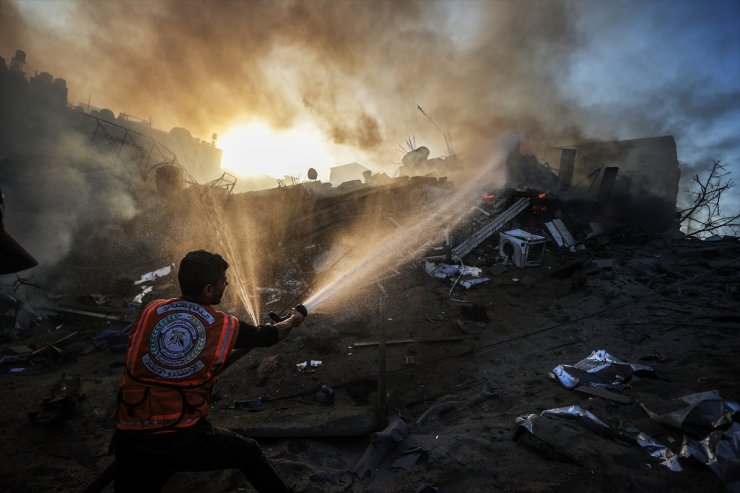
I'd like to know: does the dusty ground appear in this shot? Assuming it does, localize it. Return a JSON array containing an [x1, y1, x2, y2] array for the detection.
[[1, 231, 738, 493]]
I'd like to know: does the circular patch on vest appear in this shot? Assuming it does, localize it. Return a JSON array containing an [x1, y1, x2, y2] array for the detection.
[[149, 313, 207, 367]]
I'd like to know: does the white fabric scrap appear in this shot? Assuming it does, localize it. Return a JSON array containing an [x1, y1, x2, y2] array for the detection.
[[135, 264, 174, 285]]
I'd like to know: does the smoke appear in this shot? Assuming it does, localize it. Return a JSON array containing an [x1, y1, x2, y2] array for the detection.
[[3, 0, 738, 165], [1, 0, 738, 279], [1, 0, 595, 169], [0, 126, 139, 268]]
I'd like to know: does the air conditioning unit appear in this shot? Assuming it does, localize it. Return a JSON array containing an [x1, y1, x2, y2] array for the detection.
[[499, 229, 547, 267]]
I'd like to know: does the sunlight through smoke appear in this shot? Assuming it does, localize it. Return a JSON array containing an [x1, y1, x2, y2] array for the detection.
[[219, 121, 335, 181]]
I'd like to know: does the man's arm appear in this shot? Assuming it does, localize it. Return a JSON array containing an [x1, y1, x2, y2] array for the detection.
[[272, 311, 304, 340], [223, 310, 305, 369]]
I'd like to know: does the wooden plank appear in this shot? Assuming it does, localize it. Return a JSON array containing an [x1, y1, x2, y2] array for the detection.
[[31, 331, 79, 356], [39, 306, 129, 321], [216, 405, 377, 438], [353, 335, 468, 347]]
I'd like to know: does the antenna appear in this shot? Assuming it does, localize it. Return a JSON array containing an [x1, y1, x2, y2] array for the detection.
[[417, 105, 454, 156]]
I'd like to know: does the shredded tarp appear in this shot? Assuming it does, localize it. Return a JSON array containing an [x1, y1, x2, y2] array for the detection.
[[641, 390, 740, 436], [516, 405, 611, 436], [132, 285, 153, 304], [641, 390, 740, 489], [682, 422, 740, 492], [516, 406, 682, 471], [550, 349, 655, 390], [635, 432, 683, 472]]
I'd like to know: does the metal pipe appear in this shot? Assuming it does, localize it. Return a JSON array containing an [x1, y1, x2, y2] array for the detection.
[[377, 284, 387, 429]]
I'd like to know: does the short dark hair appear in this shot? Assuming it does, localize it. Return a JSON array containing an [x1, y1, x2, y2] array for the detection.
[[178, 250, 229, 296]]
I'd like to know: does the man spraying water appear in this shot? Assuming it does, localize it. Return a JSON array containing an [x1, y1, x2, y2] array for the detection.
[[109, 250, 305, 492]]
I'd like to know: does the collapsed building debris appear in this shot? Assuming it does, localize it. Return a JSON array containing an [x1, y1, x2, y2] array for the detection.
[[449, 197, 530, 262]]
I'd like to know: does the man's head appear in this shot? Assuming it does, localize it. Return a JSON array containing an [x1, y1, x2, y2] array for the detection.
[[178, 250, 229, 304]]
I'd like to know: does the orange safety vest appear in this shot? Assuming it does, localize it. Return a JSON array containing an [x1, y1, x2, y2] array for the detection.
[[114, 298, 239, 430]]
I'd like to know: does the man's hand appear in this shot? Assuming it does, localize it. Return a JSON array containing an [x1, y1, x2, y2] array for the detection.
[[274, 309, 305, 340]]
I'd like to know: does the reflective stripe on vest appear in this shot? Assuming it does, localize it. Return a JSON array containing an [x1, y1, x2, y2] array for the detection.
[[114, 298, 239, 430]]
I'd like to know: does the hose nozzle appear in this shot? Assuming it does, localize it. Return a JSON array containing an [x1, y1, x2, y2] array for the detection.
[[268, 303, 308, 322], [295, 304, 308, 317]]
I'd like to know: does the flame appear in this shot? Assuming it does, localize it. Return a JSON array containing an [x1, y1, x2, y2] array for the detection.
[[537, 192, 547, 199]]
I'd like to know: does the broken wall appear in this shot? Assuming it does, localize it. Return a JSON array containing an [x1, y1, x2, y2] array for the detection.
[[570, 135, 680, 206]]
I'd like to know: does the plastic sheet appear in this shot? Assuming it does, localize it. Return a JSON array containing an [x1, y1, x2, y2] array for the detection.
[[134, 264, 173, 285], [641, 390, 740, 436], [635, 432, 683, 471], [641, 390, 740, 488], [516, 406, 683, 472], [516, 405, 611, 436], [682, 423, 740, 492], [550, 349, 655, 390]]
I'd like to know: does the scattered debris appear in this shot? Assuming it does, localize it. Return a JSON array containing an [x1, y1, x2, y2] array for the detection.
[[30, 331, 79, 356], [640, 390, 739, 437], [549, 349, 655, 390], [450, 197, 530, 262], [416, 382, 494, 426], [133, 264, 174, 285], [296, 359, 322, 371], [132, 285, 153, 304], [515, 406, 682, 471], [423, 261, 481, 279], [423, 261, 489, 290], [545, 219, 576, 248], [682, 422, 740, 491], [353, 335, 469, 348], [499, 229, 547, 267], [353, 416, 409, 478]]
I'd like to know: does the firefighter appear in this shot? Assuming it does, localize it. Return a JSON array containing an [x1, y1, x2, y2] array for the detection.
[[111, 250, 304, 492]]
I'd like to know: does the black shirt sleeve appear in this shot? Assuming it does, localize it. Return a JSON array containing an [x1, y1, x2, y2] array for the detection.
[[234, 320, 279, 348]]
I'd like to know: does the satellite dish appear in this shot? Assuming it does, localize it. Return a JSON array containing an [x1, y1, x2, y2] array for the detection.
[[307, 168, 318, 180]]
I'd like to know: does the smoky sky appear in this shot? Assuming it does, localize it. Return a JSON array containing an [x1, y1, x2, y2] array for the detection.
[[2, 0, 739, 203]]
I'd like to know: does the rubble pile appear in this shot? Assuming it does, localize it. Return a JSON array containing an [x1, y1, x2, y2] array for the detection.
[[1, 169, 739, 492]]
